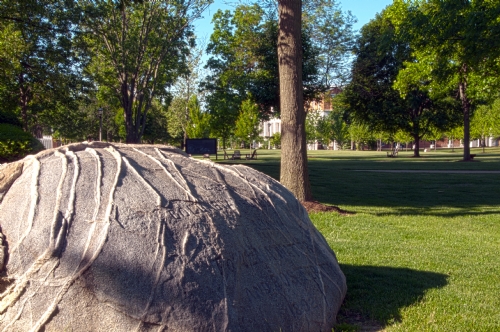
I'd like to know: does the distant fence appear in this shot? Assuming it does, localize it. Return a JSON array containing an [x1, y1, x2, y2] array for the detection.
[[38, 136, 53, 150]]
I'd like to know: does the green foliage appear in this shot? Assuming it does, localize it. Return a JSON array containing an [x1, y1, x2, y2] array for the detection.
[[114, 111, 127, 142], [344, 10, 462, 156], [302, 0, 356, 87], [142, 100, 170, 144], [0, 123, 44, 162], [234, 98, 260, 145], [203, 3, 333, 117], [270, 132, 281, 149], [393, 129, 412, 145], [388, 0, 500, 159], [0, 109, 22, 127], [166, 97, 187, 142], [79, 0, 212, 143], [206, 89, 241, 148], [321, 110, 350, 149], [305, 111, 323, 143], [0, 0, 86, 135], [471, 97, 500, 141], [348, 122, 371, 150], [186, 95, 211, 139], [41, 102, 92, 141]]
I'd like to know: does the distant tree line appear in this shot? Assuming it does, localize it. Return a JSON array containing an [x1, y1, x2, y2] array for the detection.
[[2, 0, 499, 166]]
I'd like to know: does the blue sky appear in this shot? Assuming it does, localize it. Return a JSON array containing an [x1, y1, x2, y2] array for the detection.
[[194, 0, 394, 45]]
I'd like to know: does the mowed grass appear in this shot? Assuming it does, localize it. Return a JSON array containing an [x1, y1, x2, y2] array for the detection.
[[216, 147, 500, 331]]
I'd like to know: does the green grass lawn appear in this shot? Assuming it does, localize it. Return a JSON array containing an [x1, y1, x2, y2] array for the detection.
[[215, 147, 500, 331]]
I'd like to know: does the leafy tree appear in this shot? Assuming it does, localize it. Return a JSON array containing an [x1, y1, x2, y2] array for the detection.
[[0, 0, 84, 136], [349, 121, 371, 151], [445, 125, 464, 152], [167, 97, 187, 144], [270, 132, 281, 149], [305, 111, 323, 145], [234, 98, 261, 147], [424, 126, 444, 151], [206, 88, 240, 149], [261, 0, 356, 87], [322, 110, 350, 149], [142, 100, 170, 145], [169, 47, 205, 147], [204, 3, 323, 118], [302, 0, 356, 87], [43, 102, 92, 141], [344, 10, 461, 157], [389, 0, 500, 160], [471, 98, 500, 152], [186, 95, 211, 139], [393, 129, 412, 150], [0, 123, 44, 162], [78, 0, 211, 143]]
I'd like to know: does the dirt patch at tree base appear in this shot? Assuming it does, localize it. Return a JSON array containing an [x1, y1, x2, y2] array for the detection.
[[301, 200, 354, 215]]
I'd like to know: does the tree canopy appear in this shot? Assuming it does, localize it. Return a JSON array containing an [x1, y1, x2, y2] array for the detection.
[[387, 0, 500, 159], [344, 6, 466, 156], [78, 0, 212, 143]]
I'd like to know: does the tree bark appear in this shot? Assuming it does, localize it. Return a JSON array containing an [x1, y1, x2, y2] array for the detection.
[[18, 73, 30, 132], [412, 134, 420, 157], [277, 0, 312, 201], [459, 74, 471, 161], [411, 120, 420, 157]]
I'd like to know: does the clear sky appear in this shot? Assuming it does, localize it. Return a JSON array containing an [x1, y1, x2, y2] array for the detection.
[[194, 0, 394, 46]]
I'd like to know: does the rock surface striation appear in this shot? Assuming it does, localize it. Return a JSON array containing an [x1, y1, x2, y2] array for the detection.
[[0, 142, 346, 331]]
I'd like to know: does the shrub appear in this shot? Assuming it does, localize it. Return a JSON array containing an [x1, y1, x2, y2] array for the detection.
[[0, 110, 22, 127], [0, 124, 44, 163]]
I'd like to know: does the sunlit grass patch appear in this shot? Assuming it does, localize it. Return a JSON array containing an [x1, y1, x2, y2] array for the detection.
[[217, 148, 500, 331]]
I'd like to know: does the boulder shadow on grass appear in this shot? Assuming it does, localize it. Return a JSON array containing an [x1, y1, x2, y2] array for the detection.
[[335, 265, 448, 331]]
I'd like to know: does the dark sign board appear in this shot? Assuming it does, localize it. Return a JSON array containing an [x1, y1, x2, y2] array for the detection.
[[185, 138, 217, 159]]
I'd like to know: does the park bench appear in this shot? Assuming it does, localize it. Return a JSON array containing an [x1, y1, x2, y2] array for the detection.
[[232, 150, 241, 159], [387, 148, 398, 158], [223, 150, 242, 160]]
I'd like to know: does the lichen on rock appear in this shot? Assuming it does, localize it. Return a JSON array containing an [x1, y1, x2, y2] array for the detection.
[[0, 142, 346, 332]]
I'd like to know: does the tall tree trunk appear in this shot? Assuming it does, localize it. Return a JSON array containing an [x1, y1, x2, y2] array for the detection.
[[19, 73, 30, 132], [278, 0, 312, 202], [412, 134, 420, 157], [459, 66, 471, 161], [411, 120, 420, 157]]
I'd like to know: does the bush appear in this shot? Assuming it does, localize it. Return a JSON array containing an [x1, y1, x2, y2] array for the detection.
[[0, 110, 22, 127], [0, 124, 44, 163]]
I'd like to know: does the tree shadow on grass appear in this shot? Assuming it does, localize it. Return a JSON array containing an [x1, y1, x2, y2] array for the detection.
[[336, 265, 448, 331]]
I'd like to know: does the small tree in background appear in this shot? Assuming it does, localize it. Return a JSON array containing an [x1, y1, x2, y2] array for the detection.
[[471, 98, 500, 152], [324, 111, 350, 150], [186, 95, 211, 139], [424, 127, 444, 151], [270, 132, 281, 149], [445, 126, 464, 152], [234, 98, 261, 148], [305, 111, 323, 147], [166, 97, 188, 145], [349, 121, 371, 151], [394, 130, 413, 151]]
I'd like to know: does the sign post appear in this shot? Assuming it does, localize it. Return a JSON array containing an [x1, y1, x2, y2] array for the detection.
[[185, 138, 218, 160]]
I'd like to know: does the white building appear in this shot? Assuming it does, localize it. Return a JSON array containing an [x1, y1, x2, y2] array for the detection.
[[259, 88, 342, 149]]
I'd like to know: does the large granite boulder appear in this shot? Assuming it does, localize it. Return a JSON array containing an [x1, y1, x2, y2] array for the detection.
[[0, 142, 346, 331]]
